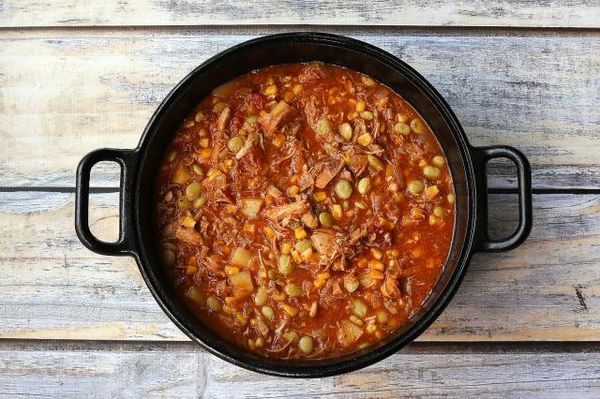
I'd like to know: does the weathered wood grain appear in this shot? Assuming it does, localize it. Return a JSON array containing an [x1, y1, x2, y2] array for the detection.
[[1, 29, 599, 189], [0, 191, 598, 341], [0, 341, 599, 398], [1, 0, 600, 28]]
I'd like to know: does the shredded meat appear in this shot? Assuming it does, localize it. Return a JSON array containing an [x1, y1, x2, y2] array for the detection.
[[258, 100, 294, 136], [235, 132, 258, 160], [262, 198, 310, 223], [298, 164, 314, 192], [311, 229, 337, 255], [301, 211, 319, 229], [348, 153, 368, 176], [298, 62, 326, 83], [312, 157, 345, 189], [175, 227, 203, 246], [216, 106, 231, 131]]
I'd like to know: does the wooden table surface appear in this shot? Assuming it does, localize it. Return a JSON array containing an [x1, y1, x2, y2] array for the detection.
[[1, 1, 600, 397]]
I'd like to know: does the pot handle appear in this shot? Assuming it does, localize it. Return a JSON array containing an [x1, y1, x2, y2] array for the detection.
[[471, 145, 532, 252], [75, 148, 139, 256]]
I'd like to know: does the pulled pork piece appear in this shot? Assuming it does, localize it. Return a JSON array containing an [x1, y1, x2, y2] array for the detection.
[[312, 157, 345, 189], [380, 275, 401, 298], [175, 227, 203, 246], [348, 226, 367, 245], [311, 229, 337, 255], [311, 229, 346, 268], [347, 153, 368, 176], [298, 164, 314, 192], [301, 211, 319, 229], [263, 198, 310, 223], [298, 62, 326, 83], [258, 100, 293, 136], [216, 106, 231, 132], [353, 118, 367, 137], [235, 132, 258, 160]]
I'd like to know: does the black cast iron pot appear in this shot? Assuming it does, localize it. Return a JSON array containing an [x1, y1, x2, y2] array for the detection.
[[75, 32, 532, 377]]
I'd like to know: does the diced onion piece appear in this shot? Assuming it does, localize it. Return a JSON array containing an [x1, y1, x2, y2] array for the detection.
[[229, 270, 254, 299], [212, 80, 236, 98], [185, 286, 203, 302], [241, 198, 263, 218], [230, 247, 252, 267], [338, 320, 363, 347]]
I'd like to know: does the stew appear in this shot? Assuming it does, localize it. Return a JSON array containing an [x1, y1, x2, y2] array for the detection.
[[155, 62, 455, 359]]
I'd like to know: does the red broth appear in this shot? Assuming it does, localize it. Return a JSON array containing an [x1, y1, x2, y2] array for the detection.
[[155, 63, 455, 359]]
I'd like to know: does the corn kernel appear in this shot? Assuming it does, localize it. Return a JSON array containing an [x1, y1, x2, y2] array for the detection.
[[282, 304, 298, 317], [366, 324, 378, 334], [206, 168, 222, 181], [313, 191, 327, 202], [331, 204, 343, 219], [243, 223, 256, 234], [348, 111, 359, 120], [314, 278, 327, 288], [294, 227, 307, 240], [411, 247, 423, 258], [272, 292, 286, 301], [199, 138, 210, 148], [185, 265, 198, 275], [429, 215, 439, 225], [371, 248, 383, 260], [263, 226, 275, 240], [369, 259, 385, 271], [292, 84, 303, 95], [280, 242, 292, 255], [236, 313, 248, 326], [356, 100, 366, 112], [273, 134, 286, 148], [357, 133, 373, 146], [225, 204, 237, 214], [288, 185, 300, 197], [283, 91, 294, 103], [182, 215, 196, 228], [411, 208, 425, 219], [224, 296, 236, 306], [426, 185, 440, 197], [264, 84, 277, 96], [370, 270, 384, 280], [199, 148, 212, 159]]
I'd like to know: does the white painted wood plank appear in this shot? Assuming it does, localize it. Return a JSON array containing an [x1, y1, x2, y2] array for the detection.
[[1, 0, 600, 28], [0, 191, 597, 341], [1, 29, 598, 189], [0, 342, 599, 398]]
